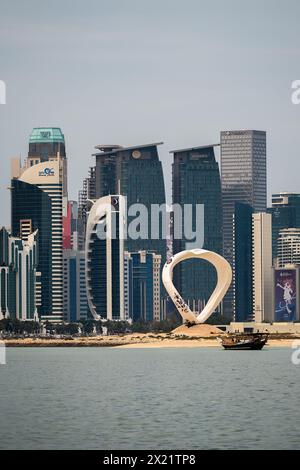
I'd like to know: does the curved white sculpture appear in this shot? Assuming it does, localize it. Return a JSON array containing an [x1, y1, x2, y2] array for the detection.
[[162, 249, 232, 324]]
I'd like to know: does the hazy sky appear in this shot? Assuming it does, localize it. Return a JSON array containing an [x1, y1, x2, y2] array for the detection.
[[0, 0, 299, 225]]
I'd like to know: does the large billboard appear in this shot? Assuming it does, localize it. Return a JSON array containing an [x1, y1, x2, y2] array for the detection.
[[275, 269, 297, 322]]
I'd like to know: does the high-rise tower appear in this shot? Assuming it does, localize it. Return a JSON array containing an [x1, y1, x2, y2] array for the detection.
[[221, 130, 267, 317], [11, 161, 64, 322], [124, 250, 161, 322], [10, 128, 68, 322], [233, 203, 253, 322], [92, 143, 166, 265], [85, 195, 125, 320], [171, 145, 222, 313], [252, 212, 273, 323], [78, 167, 96, 250]]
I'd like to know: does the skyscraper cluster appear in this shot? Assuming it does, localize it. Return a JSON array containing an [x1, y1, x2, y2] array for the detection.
[[1, 126, 300, 325]]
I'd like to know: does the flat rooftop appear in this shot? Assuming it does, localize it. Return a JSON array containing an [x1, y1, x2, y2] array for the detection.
[[170, 144, 220, 154], [92, 142, 163, 157]]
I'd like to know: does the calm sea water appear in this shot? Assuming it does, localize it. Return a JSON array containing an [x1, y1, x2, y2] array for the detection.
[[0, 347, 299, 450]]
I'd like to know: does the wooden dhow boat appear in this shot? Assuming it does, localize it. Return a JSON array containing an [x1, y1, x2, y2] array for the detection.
[[220, 332, 269, 350]]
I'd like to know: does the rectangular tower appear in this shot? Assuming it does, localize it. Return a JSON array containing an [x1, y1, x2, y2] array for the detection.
[[11, 128, 68, 322], [171, 145, 222, 314], [233, 203, 253, 322], [252, 213, 273, 323], [11, 160, 64, 322], [221, 130, 267, 317], [124, 250, 161, 323], [63, 249, 88, 322]]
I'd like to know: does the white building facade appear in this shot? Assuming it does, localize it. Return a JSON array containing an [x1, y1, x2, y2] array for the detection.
[[85, 195, 125, 320], [252, 212, 273, 322]]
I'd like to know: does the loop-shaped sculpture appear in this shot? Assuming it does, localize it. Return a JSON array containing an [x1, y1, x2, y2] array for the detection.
[[162, 249, 232, 324]]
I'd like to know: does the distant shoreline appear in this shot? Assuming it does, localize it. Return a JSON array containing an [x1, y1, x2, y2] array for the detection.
[[2, 334, 298, 349]]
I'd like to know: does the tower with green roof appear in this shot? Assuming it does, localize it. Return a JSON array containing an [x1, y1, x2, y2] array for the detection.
[[28, 127, 66, 164]]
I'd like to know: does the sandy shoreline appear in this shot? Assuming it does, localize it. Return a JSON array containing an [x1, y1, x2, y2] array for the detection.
[[1, 334, 298, 349], [115, 338, 298, 348]]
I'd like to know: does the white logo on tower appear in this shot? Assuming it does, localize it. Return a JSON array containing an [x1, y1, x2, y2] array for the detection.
[[38, 167, 55, 177]]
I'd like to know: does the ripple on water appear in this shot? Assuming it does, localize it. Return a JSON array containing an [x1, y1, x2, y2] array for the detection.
[[0, 347, 299, 450]]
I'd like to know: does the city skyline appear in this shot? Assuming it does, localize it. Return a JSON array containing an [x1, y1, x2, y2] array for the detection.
[[3, 123, 300, 324], [2, 1, 300, 455], [1, 0, 300, 226]]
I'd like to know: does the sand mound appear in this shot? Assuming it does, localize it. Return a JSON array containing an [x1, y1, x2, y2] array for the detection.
[[172, 323, 224, 337]]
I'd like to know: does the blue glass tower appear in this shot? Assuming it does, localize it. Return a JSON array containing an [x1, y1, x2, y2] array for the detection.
[[124, 251, 161, 322], [233, 203, 253, 321], [171, 145, 222, 313], [11, 179, 52, 318], [93, 143, 166, 266]]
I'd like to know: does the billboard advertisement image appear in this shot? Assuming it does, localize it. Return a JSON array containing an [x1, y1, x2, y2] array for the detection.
[[275, 269, 297, 322]]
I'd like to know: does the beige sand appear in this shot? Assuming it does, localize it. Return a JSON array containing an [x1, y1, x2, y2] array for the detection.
[[116, 338, 298, 349], [3, 332, 298, 349], [172, 323, 224, 337], [116, 339, 218, 348]]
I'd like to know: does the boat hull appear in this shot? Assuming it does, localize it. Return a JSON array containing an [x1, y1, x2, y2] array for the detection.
[[222, 340, 267, 350]]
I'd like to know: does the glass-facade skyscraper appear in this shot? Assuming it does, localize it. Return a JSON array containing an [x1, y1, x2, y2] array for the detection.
[[233, 203, 253, 321], [124, 250, 161, 322], [221, 130, 267, 317], [172, 145, 222, 313], [11, 128, 67, 322], [11, 161, 64, 321], [63, 249, 88, 322], [11, 178, 52, 318], [93, 143, 166, 266]]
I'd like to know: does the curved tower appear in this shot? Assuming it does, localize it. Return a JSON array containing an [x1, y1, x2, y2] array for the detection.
[[85, 195, 125, 320], [93, 143, 166, 265]]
